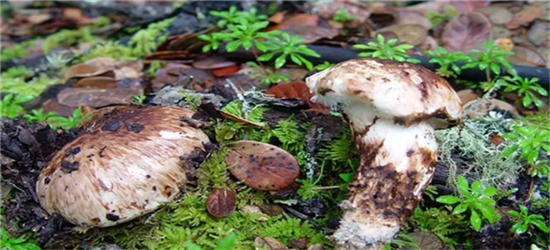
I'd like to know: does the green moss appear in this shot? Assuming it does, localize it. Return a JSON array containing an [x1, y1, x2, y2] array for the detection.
[[42, 27, 102, 53], [128, 17, 175, 57], [318, 124, 356, 171], [1, 68, 59, 97], [1, 40, 34, 61], [408, 206, 469, 248], [196, 148, 230, 191], [78, 41, 133, 62]]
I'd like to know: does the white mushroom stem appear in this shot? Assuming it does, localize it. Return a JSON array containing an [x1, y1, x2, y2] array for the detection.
[[332, 104, 438, 249]]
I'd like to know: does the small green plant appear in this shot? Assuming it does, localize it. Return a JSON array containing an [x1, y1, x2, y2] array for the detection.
[[246, 62, 289, 85], [210, 6, 267, 27], [424, 46, 470, 78], [353, 34, 420, 63], [333, 8, 357, 23], [508, 205, 549, 235], [0, 228, 41, 250], [297, 162, 327, 200], [130, 94, 147, 104], [23, 109, 57, 122], [436, 175, 499, 231], [501, 125, 550, 164], [147, 60, 164, 77], [1, 40, 34, 62], [47, 107, 90, 129], [257, 32, 321, 70], [184, 232, 237, 250], [425, 5, 458, 28], [0, 94, 33, 118], [500, 74, 548, 108], [529, 160, 550, 178], [46, 50, 73, 69], [128, 17, 174, 57], [461, 40, 514, 83], [314, 61, 334, 71], [383, 233, 420, 250]]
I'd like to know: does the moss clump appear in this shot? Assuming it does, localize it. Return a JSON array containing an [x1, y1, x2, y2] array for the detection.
[[42, 27, 102, 54], [1, 68, 59, 97]]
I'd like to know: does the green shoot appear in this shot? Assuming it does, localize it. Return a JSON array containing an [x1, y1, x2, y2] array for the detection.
[[47, 107, 90, 129], [246, 62, 289, 85], [500, 74, 548, 108], [0, 94, 33, 118], [23, 109, 57, 122], [257, 32, 321, 70], [436, 175, 499, 231], [130, 94, 147, 104], [424, 46, 470, 78], [384, 233, 420, 250], [461, 40, 514, 83], [501, 125, 550, 164], [508, 205, 549, 235], [0, 228, 41, 250], [353, 34, 420, 63], [333, 8, 357, 23]]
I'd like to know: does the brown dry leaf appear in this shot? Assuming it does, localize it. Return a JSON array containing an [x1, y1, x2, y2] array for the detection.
[[528, 21, 550, 47], [317, 0, 371, 28], [268, 11, 286, 24], [219, 110, 266, 129], [441, 12, 492, 52], [434, 0, 489, 13], [57, 88, 142, 108], [254, 237, 288, 250], [206, 188, 236, 218], [264, 13, 319, 31], [74, 76, 119, 88], [457, 89, 479, 105], [278, 25, 338, 44], [509, 46, 547, 67], [475, 7, 513, 25], [290, 238, 310, 249], [506, 5, 547, 29], [151, 63, 192, 91], [240, 205, 269, 221], [489, 132, 506, 146], [226, 141, 300, 191], [404, 232, 443, 250], [464, 99, 519, 119], [495, 38, 514, 51], [396, 10, 432, 30], [192, 55, 236, 70], [377, 24, 427, 46], [41, 98, 76, 117]]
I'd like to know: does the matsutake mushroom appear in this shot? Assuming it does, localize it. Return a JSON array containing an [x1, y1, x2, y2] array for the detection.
[[305, 58, 463, 249], [36, 106, 210, 230]]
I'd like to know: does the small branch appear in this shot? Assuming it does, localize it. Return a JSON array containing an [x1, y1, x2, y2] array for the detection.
[[225, 79, 250, 120], [308, 185, 341, 191]]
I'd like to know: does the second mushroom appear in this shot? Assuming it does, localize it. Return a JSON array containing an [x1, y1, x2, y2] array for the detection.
[[305, 58, 463, 249]]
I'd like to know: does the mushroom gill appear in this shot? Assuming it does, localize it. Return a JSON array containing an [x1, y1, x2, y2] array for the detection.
[[36, 106, 210, 229], [305, 58, 463, 249]]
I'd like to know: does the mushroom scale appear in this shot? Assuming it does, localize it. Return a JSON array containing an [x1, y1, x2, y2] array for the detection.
[[305, 58, 463, 249], [36, 106, 210, 228]]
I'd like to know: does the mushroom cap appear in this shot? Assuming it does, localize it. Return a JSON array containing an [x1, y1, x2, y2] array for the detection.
[[306, 58, 463, 128], [36, 106, 210, 228]]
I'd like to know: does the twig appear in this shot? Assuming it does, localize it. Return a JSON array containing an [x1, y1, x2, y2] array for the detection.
[[225, 79, 250, 120]]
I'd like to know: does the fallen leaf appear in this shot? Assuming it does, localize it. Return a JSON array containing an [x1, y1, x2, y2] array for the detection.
[[457, 89, 479, 105], [278, 25, 338, 44], [441, 12, 492, 52], [317, 0, 371, 28], [528, 21, 550, 47], [419, 35, 438, 51], [212, 65, 240, 77], [509, 46, 547, 67], [405, 232, 443, 250], [434, 0, 489, 13], [464, 99, 519, 119], [475, 7, 513, 25], [289, 238, 310, 249], [489, 132, 505, 146], [74, 76, 119, 88], [396, 10, 432, 30], [192, 54, 236, 70], [506, 5, 547, 29], [226, 141, 300, 191], [377, 24, 427, 46], [57, 87, 142, 108], [254, 237, 288, 250], [265, 81, 330, 113], [240, 205, 269, 221], [40, 98, 76, 117], [495, 38, 514, 51], [268, 11, 286, 24], [206, 188, 236, 218], [307, 244, 325, 250]]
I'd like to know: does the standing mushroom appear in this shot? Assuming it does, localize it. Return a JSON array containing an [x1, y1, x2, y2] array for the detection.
[[305, 58, 463, 249], [36, 106, 210, 230]]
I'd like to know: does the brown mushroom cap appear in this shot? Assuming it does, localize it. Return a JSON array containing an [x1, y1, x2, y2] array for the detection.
[[306, 58, 463, 129], [36, 106, 210, 228]]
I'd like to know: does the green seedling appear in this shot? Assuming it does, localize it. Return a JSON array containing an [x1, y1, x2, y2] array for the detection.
[[23, 109, 57, 122], [424, 46, 470, 78], [210, 6, 267, 27], [314, 61, 334, 71], [131, 94, 147, 104], [47, 107, 90, 129], [425, 5, 458, 29], [246, 62, 289, 85], [184, 232, 236, 250], [1, 94, 33, 118], [384, 233, 420, 250], [500, 74, 548, 108], [0, 228, 41, 250], [508, 205, 549, 235], [333, 8, 357, 23], [461, 40, 514, 83], [353, 34, 420, 63], [529, 160, 549, 178], [436, 175, 500, 231], [258, 32, 321, 70], [501, 125, 550, 164]]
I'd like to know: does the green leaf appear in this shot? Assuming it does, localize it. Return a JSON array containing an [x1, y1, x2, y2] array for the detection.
[[517, 222, 529, 234], [257, 52, 276, 62], [483, 187, 497, 197], [508, 210, 520, 218], [436, 195, 461, 204], [184, 241, 203, 250], [453, 203, 468, 215], [531, 220, 550, 233], [501, 145, 519, 157], [471, 181, 482, 194], [470, 209, 482, 231], [339, 173, 354, 183], [490, 62, 501, 75], [522, 93, 533, 107], [216, 233, 237, 250], [474, 203, 497, 223], [457, 175, 469, 196], [274, 55, 287, 69], [225, 41, 241, 52]]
